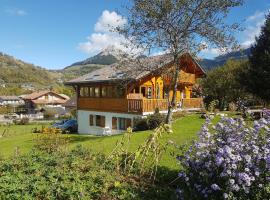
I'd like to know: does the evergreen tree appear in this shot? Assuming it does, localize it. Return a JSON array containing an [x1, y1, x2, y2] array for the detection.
[[243, 12, 270, 103]]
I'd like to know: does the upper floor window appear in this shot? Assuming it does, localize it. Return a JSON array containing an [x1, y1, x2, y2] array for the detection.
[[147, 87, 152, 99], [79, 85, 124, 98], [94, 87, 100, 97], [101, 86, 107, 97]]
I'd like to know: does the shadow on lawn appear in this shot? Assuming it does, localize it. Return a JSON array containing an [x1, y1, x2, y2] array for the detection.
[[139, 165, 179, 200], [67, 131, 149, 144]]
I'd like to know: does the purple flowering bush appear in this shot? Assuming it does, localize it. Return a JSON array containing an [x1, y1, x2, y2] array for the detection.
[[177, 111, 270, 200]]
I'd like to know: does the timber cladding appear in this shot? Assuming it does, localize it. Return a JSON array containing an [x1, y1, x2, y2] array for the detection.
[[78, 97, 129, 113]]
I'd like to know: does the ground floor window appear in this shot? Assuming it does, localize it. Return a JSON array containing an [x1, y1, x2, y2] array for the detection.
[[112, 117, 132, 130], [89, 114, 105, 127]]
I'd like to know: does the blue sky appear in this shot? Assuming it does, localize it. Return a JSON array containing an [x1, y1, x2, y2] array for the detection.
[[0, 0, 269, 69]]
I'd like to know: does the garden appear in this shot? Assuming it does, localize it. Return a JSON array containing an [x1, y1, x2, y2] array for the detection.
[[0, 110, 269, 199]]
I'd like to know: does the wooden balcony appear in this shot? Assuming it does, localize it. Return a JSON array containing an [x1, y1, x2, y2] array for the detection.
[[128, 98, 203, 113], [78, 97, 203, 114], [128, 99, 168, 113]]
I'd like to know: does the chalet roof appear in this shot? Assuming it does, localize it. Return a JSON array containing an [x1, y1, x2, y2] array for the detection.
[[22, 90, 68, 100], [0, 96, 21, 101], [59, 94, 70, 100], [65, 53, 205, 85], [22, 90, 50, 100]]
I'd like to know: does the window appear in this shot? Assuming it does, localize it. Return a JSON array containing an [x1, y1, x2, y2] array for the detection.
[[84, 87, 89, 97], [156, 84, 160, 99], [118, 118, 132, 130], [89, 87, 94, 97], [94, 87, 100, 97], [89, 115, 94, 126], [113, 86, 124, 98], [141, 87, 146, 97], [96, 115, 105, 127], [147, 87, 152, 99], [134, 87, 139, 93], [45, 95, 49, 100], [101, 86, 107, 97]]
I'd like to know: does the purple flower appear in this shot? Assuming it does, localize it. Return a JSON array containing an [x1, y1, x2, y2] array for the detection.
[[177, 115, 270, 199], [211, 184, 220, 191]]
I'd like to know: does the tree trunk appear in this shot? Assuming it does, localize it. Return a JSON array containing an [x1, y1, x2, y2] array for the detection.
[[165, 59, 180, 124]]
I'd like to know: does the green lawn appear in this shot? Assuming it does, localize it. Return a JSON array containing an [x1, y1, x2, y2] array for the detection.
[[0, 114, 205, 169]]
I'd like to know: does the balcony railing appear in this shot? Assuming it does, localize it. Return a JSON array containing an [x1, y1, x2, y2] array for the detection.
[[128, 98, 203, 113], [78, 97, 203, 114], [128, 99, 168, 113]]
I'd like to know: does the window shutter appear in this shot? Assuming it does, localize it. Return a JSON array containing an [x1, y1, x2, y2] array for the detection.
[[89, 115, 94, 126], [112, 117, 117, 130], [100, 116, 105, 127]]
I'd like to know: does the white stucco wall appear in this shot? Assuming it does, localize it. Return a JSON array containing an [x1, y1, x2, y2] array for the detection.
[[77, 110, 141, 135], [37, 94, 62, 101]]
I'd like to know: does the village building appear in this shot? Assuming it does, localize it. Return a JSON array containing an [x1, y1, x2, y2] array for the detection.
[[22, 90, 70, 113], [66, 53, 206, 135], [0, 96, 24, 106], [63, 96, 77, 112]]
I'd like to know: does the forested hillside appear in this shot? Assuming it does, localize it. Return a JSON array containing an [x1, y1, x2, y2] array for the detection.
[[0, 53, 67, 95]]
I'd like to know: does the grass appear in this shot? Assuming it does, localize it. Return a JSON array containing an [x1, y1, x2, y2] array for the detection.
[[0, 114, 206, 169]]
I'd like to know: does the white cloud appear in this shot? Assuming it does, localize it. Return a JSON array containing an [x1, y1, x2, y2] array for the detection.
[[5, 8, 27, 16], [94, 10, 127, 33], [246, 11, 265, 22], [78, 10, 131, 55], [241, 10, 267, 48], [78, 33, 128, 54], [199, 41, 226, 58]]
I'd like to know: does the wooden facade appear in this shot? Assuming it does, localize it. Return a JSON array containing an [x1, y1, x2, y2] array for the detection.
[[66, 53, 205, 134], [69, 53, 205, 115], [76, 70, 204, 114]]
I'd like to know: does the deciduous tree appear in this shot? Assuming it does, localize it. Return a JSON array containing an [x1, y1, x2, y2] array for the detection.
[[118, 0, 243, 124]]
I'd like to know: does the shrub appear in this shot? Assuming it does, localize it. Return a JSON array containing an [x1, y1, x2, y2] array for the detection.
[[133, 112, 166, 131], [228, 102, 237, 112], [208, 99, 219, 112], [13, 117, 29, 125], [34, 127, 68, 153], [133, 117, 149, 131], [43, 109, 57, 119], [148, 113, 166, 130], [177, 113, 270, 200], [0, 145, 175, 200]]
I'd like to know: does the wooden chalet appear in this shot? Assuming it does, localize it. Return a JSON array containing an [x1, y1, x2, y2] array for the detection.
[[66, 53, 205, 135], [22, 90, 70, 113]]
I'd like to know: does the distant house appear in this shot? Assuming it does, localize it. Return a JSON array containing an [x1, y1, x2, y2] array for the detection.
[[63, 96, 77, 111], [21, 83, 35, 91], [66, 53, 206, 135], [0, 96, 24, 106], [22, 90, 70, 113]]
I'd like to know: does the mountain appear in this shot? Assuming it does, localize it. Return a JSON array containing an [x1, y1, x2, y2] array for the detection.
[[67, 46, 122, 67], [61, 46, 123, 80], [0, 46, 252, 93], [199, 48, 251, 70], [0, 52, 61, 89]]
